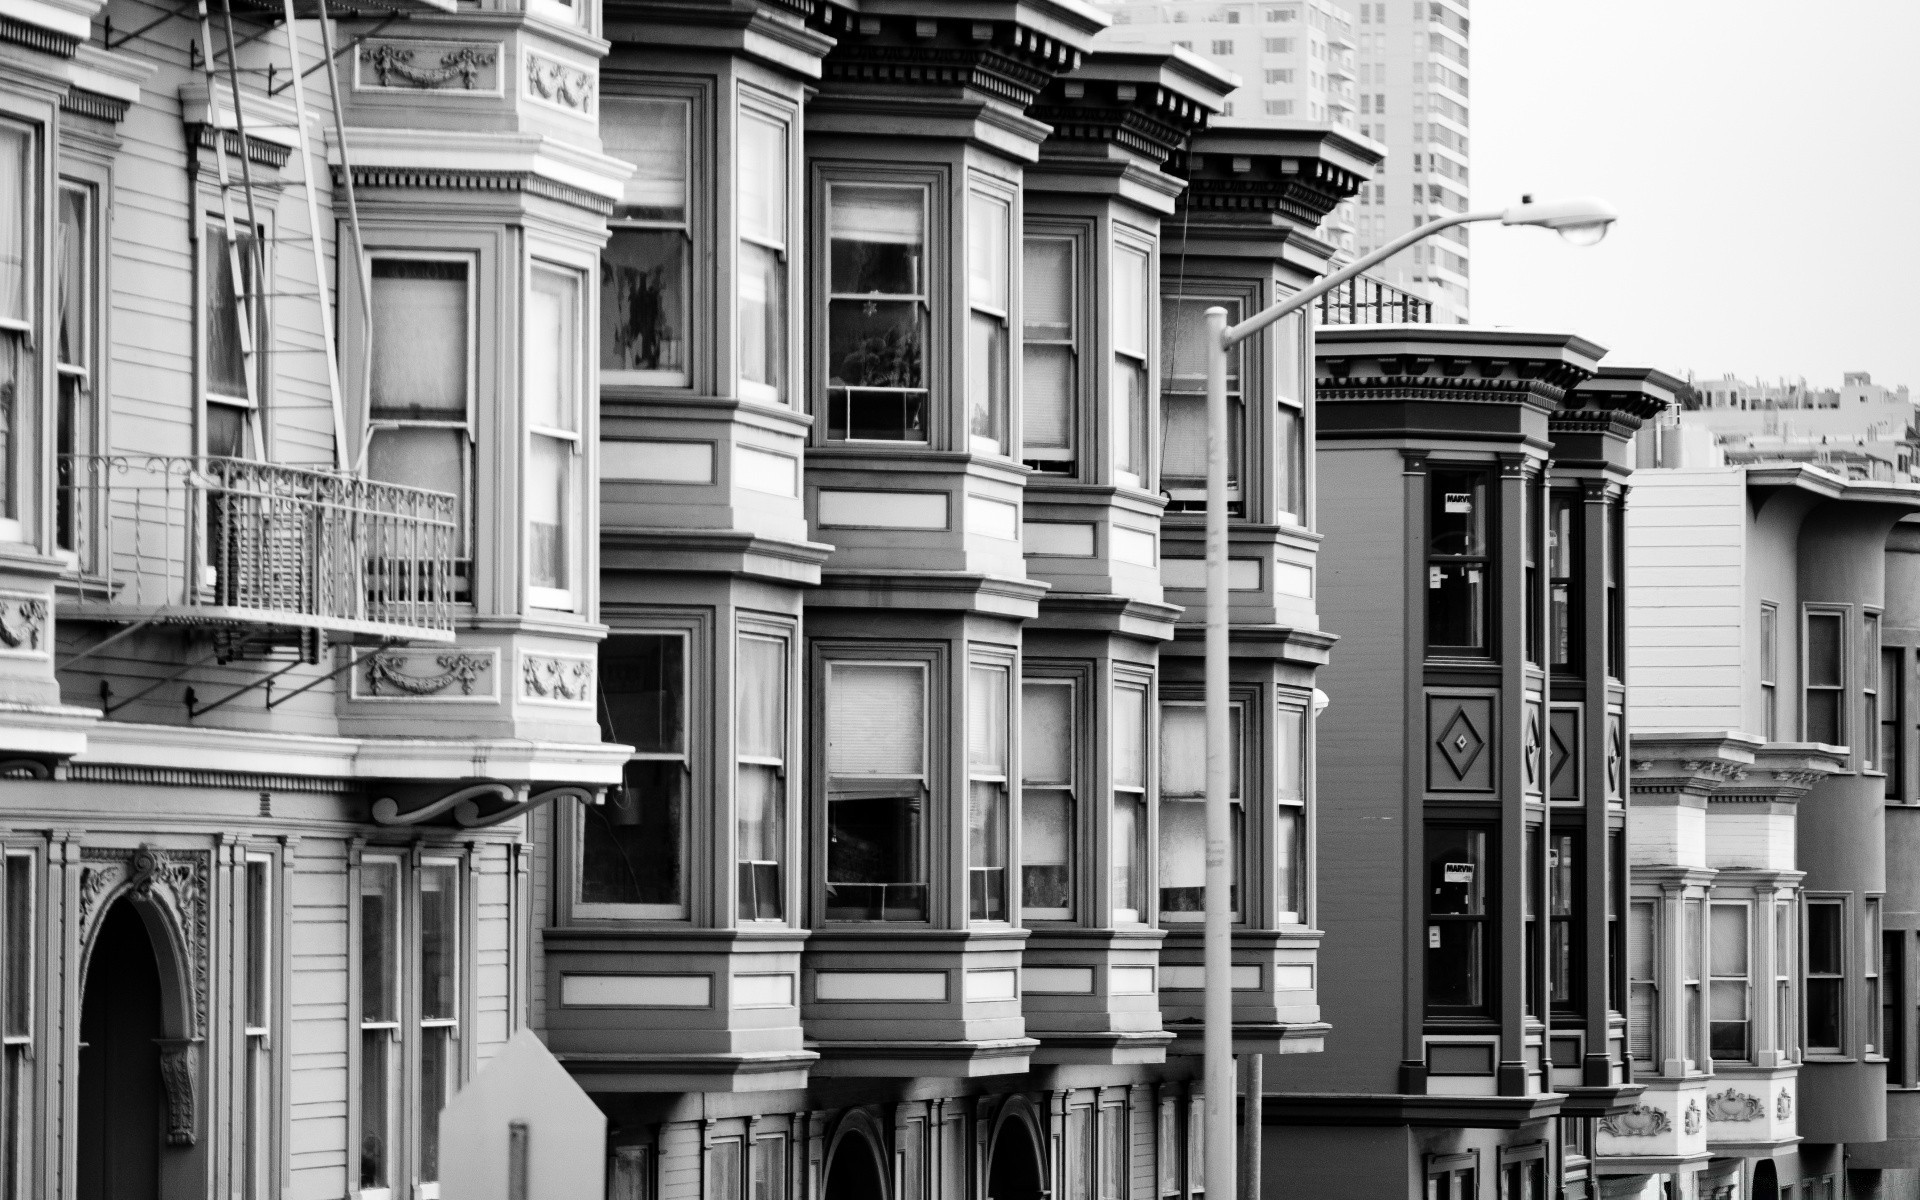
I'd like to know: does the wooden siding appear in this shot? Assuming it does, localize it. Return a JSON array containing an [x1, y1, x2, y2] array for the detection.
[[1626, 468, 1749, 730]]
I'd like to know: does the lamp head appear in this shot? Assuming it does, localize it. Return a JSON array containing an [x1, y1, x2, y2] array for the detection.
[[1500, 194, 1617, 246]]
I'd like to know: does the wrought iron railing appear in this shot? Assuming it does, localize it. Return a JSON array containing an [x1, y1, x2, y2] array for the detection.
[[1316, 274, 1434, 325], [58, 455, 460, 639]]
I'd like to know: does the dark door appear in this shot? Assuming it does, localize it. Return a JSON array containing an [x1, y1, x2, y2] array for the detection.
[[823, 1134, 887, 1200], [986, 1122, 1042, 1200], [77, 901, 164, 1200]]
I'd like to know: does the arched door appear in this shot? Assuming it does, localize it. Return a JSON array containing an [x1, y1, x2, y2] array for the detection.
[[77, 901, 164, 1200], [823, 1128, 888, 1200], [986, 1118, 1043, 1200], [1752, 1160, 1779, 1200]]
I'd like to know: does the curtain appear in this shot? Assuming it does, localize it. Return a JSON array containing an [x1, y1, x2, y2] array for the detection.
[[736, 634, 786, 762]]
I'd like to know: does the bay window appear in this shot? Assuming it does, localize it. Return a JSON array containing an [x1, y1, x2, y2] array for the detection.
[[737, 632, 789, 922], [366, 256, 473, 588], [1427, 469, 1491, 655], [601, 97, 690, 384], [56, 182, 93, 559], [1627, 900, 1657, 1065], [1805, 609, 1845, 746], [1160, 296, 1242, 511], [825, 661, 929, 921], [205, 219, 265, 459], [1021, 235, 1076, 472], [827, 184, 928, 442], [738, 110, 788, 405], [586, 634, 689, 919], [1807, 898, 1844, 1053], [0, 123, 27, 532], [968, 663, 1011, 921], [1159, 701, 1242, 921], [967, 193, 1011, 457], [1276, 704, 1307, 922], [526, 266, 583, 608], [1021, 678, 1076, 920], [1710, 902, 1750, 1062], [1547, 491, 1580, 671], [1426, 824, 1493, 1015], [1112, 246, 1150, 487], [1113, 683, 1149, 925]]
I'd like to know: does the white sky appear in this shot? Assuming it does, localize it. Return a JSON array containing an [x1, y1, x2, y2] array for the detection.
[[1466, 0, 1920, 390]]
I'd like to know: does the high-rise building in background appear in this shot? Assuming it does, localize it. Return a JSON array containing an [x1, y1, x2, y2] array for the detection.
[[1102, 0, 1472, 323]]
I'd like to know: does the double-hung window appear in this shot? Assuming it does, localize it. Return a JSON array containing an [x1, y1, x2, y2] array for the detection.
[[205, 217, 266, 459], [1160, 296, 1243, 511], [1548, 831, 1580, 1011], [416, 861, 460, 1195], [1272, 311, 1306, 524], [738, 110, 788, 405], [737, 632, 789, 922], [526, 266, 583, 609], [1426, 824, 1493, 1015], [1866, 897, 1884, 1055], [1276, 703, 1307, 922], [1428, 469, 1491, 654], [1685, 898, 1704, 1067], [1807, 898, 1845, 1053], [826, 185, 928, 442], [243, 856, 273, 1200], [1865, 612, 1883, 770], [1883, 646, 1903, 795], [825, 661, 929, 921], [1776, 899, 1798, 1061], [0, 123, 29, 536], [968, 663, 1012, 921], [0, 854, 31, 1199], [366, 256, 474, 591], [967, 193, 1012, 457], [1113, 683, 1149, 924], [1628, 900, 1657, 1066], [587, 634, 689, 919], [1606, 503, 1624, 678], [1805, 609, 1846, 746], [601, 97, 690, 385], [1760, 602, 1779, 740], [1021, 678, 1076, 920], [1159, 701, 1243, 921], [1710, 902, 1751, 1062], [358, 861, 401, 1199], [1112, 247, 1151, 488], [1021, 235, 1076, 473], [1547, 491, 1581, 671], [55, 182, 94, 560]]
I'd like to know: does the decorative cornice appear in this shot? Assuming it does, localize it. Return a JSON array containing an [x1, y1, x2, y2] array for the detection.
[[336, 165, 616, 216], [188, 124, 292, 170], [0, 14, 79, 58], [64, 762, 353, 793], [60, 86, 130, 122], [811, 10, 1091, 112]]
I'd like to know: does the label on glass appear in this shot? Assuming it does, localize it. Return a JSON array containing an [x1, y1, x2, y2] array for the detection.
[[1445, 493, 1472, 513], [1443, 862, 1474, 884]]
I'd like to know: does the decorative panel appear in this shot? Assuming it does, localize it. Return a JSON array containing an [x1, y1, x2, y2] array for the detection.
[[1427, 692, 1495, 794], [1549, 706, 1581, 801], [1523, 699, 1543, 798]]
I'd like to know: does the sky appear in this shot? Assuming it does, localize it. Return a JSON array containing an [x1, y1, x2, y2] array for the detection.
[[1466, 1, 1920, 389]]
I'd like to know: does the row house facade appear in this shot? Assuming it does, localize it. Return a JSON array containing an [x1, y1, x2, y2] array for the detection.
[[1267, 332, 1664, 1199], [1628, 449, 1920, 1200]]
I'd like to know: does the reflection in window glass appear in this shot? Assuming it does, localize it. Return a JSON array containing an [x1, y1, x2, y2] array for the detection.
[[588, 635, 688, 915], [1426, 825, 1491, 1014], [826, 663, 929, 921], [739, 113, 788, 404], [602, 98, 690, 380], [828, 185, 928, 442]]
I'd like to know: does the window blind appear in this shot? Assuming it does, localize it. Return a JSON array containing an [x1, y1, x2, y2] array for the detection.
[[603, 98, 688, 218], [370, 260, 467, 416], [1022, 238, 1073, 339], [1113, 687, 1146, 789], [739, 114, 786, 246], [828, 663, 925, 777], [830, 185, 924, 246], [1022, 682, 1073, 786]]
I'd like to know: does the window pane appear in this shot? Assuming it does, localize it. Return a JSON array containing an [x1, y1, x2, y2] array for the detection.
[[1114, 687, 1146, 790], [968, 311, 1008, 454], [1275, 806, 1302, 919], [1711, 904, 1748, 977], [1113, 358, 1147, 478], [420, 863, 458, 1019], [245, 860, 268, 1030], [601, 635, 684, 754], [359, 862, 398, 1022], [420, 1025, 455, 1185], [1161, 297, 1240, 393], [1430, 471, 1489, 557], [827, 299, 926, 428], [1023, 344, 1074, 451], [1022, 789, 1072, 915], [1808, 613, 1843, 688], [829, 663, 925, 777], [603, 98, 688, 220], [1024, 238, 1073, 340], [740, 241, 786, 400], [1277, 707, 1305, 802], [1808, 977, 1842, 1051], [710, 1141, 742, 1200], [360, 1028, 393, 1190], [830, 185, 924, 294], [969, 781, 1008, 920], [1428, 827, 1487, 916], [0, 127, 26, 322], [584, 760, 684, 908], [1808, 690, 1842, 746], [526, 270, 578, 431], [968, 194, 1009, 314], [737, 635, 787, 922], [826, 794, 927, 921], [56, 186, 87, 369], [1159, 705, 1206, 799], [370, 259, 467, 417], [969, 666, 1010, 776], [1023, 682, 1073, 785], [367, 427, 466, 518], [1159, 798, 1205, 914], [739, 114, 787, 247], [205, 225, 258, 400], [3, 857, 27, 1039], [602, 228, 688, 375], [1113, 247, 1148, 359], [1112, 793, 1144, 922], [528, 435, 570, 591], [738, 635, 786, 762], [1809, 902, 1843, 975]]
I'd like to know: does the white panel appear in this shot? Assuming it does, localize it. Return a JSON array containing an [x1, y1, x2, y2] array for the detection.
[[815, 971, 947, 1001], [1022, 967, 1094, 995], [1273, 561, 1313, 598], [602, 440, 715, 484], [1109, 967, 1156, 995], [964, 969, 1019, 1001], [1272, 965, 1314, 990], [734, 445, 798, 496], [1024, 522, 1095, 558], [1162, 558, 1261, 590], [1111, 525, 1157, 567], [818, 490, 948, 529], [732, 974, 795, 1008], [561, 973, 711, 1007], [1161, 965, 1262, 991], [968, 494, 1020, 541]]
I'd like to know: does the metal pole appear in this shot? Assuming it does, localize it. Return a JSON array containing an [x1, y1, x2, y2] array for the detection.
[[1203, 304, 1236, 1200]]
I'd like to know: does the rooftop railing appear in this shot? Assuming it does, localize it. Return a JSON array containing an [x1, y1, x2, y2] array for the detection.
[[1315, 274, 1435, 325], [58, 455, 460, 641]]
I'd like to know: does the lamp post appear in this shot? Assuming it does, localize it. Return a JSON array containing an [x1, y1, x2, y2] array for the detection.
[[1197, 195, 1617, 1200]]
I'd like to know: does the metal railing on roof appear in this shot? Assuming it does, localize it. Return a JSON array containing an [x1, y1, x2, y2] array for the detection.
[[1315, 274, 1435, 325]]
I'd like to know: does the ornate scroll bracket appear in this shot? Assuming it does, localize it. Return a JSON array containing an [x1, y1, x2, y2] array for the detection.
[[363, 651, 491, 697], [456, 784, 596, 829], [1599, 1104, 1671, 1137], [372, 782, 519, 826], [156, 1038, 197, 1146], [361, 43, 497, 89]]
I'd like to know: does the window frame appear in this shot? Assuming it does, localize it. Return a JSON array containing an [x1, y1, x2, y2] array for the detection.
[[1866, 896, 1884, 1058], [1776, 897, 1798, 1063], [967, 656, 1014, 923], [1019, 672, 1079, 923], [1709, 900, 1752, 1064], [1424, 820, 1497, 1018], [1802, 605, 1848, 748], [242, 851, 276, 1200], [1760, 601, 1779, 741], [0, 849, 34, 1200], [1628, 898, 1658, 1068], [820, 173, 938, 447], [1275, 699, 1309, 924], [600, 88, 700, 390], [1546, 489, 1582, 673], [54, 175, 98, 565], [525, 261, 586, 611], [1425, 465, 1495, 658], [965, 182, 1015, 460], [736, 94, 796, 408], [736, 622, 795, 925], [817, 649, 937, 925], [1019, 224, 1082, 475], [1865, 609, 1884, 773], [201, 210, 271, 460], [1806, 895, 1847, 1056], [1159, 291, 1247, 512], [1113, 675, 1153, 927], [1111, 233, 1155, 492], [1158, 697, 1246, 925]]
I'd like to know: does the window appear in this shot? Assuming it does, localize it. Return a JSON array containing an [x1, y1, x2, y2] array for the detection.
[[1760, 602, 1778, 741], [1866, 897, 1883, 1055], [366, 256, 473, 589], [1776, 899, 1797, 1061], [1185, 1093, 1204, 1200], [1426, 1155, 1476, 1200], [587, 634, 689, 919], [1710, 902, 1750, 1061], [0, 855, 30, 1200], [1112, 246, 1150, 487], [1522, 486, 1538, 666], [1685, 898, 1703, 1067], [1065, 1106, 1092, 1200], [526, 266, 583, 608], [1273, 312, 1306, 523], [1211, 38, 1234, 53], [737, 632, 789, 922], [828, 184, 929, 442], [1865, 612, 1883, 770], [1523, 827, 1539, 1018], [358, 860, 401, 1199], [967, 194, 1012, 457], [1022, 679, 1076, 920], [1276, 704, 1307, 922], [1886, 930, 1903, 1081], [1883, 646, 1902, 796], [1807, 898, 1844, 1054], [753, 1136, 788, 1200], [1160, 296, 1243, 511], [1628, 901, 1656, 1065], [1607, 503, 1624, 678], [602, 97, 690, 384], [55, 182, 93, 559], [0, 124, 28, 532], [1426, 825, 1493, 1015], [1265, 37, 1294, 52], [1547, 491, 1581, 670], [205, 219, 265, 458], [1113, 683, 1149, 924], [417, 861, 460, 1195], [1427, 469, 1491, 654], [1265, 68, 1295, 83], [1498, 1153, 1544, 1200], [1548, 832, 1580, 1011], [968, 664, 1012, 921], [1098, 1105, 1125, 1200], [1805, 610, 1846, 745], [710, 1140, 742, 1200], [1265, 100, 1295, 117], [826, 661, 929, 921], [1157, 1097, 1178, 1198], [1022, 236, 1076, 472], [739, 110, 789, 405], [243, 857, 272, 1200], [1160, 702, 1243, 921]]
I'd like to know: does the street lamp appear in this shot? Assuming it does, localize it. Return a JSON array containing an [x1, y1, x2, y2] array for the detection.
[[1195, 195, 1616, 1200]]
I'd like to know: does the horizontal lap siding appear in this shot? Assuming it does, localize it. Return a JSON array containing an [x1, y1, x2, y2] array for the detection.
[[1628, 468, 1749, 730], [289, 837, 349, 1197]]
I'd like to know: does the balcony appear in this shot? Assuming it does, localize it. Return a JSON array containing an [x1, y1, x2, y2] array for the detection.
[[58, 455, 459, 643], [1316, 275, 1434, 325]]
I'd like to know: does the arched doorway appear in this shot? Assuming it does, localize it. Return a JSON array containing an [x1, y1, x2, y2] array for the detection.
[[77, 900, 164, 1200], [1752, 1159, 1780, 1200], [986, 1115, 1043, 1200], [823, 1126, 887, 1200]]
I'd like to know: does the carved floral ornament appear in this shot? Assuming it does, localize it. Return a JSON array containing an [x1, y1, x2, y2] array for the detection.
[[1599, 1104, 1671, 1137], [0, 595, 47, 654], [525, 52, 593, 112], [1705, 1089, 1765, 1122], [363, 650, 492, 697], [360, 42, 498, 89], [523, 655, 592, 702]]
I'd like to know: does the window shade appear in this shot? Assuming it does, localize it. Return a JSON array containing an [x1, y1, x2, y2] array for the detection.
[[603, 98, 688, 218], [370, 260, 467, 416], [1113, 687, 1146, 789], [968, 194, 1009, 311], [1159, 705, 1206, 799], [1023, 238, 1073, 339], [1711, 904, 1748, 977], [1160, 394, 1207, 481], [737, 634, 786, 762], [830, 185, 924, 246], [0, 128, 25, 322], [828, 663, 925, 777], [1277, 707, 1305, 801], [1161, 297, 1240, 390], [1113, 247, 1148, 357], [1022, 345, 1073, 450], [1022, 682, 1073, 786], [526, 270, 577, 431], [739, 113, 786, 246], [56, 188, 86, 368], [969, 665, 1009, 774]]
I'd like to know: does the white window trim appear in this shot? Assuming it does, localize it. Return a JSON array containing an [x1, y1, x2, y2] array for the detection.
[[736, 101, 792, 409], [526, 262, 585, 612]]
